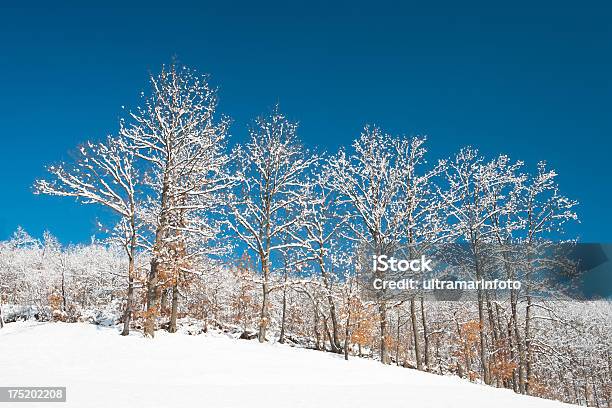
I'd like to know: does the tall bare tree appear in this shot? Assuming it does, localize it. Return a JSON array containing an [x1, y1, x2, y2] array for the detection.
[[516, 161, 578, 393], [327, 125, 428, 364], [120, 63, 232, 337], [229, 106, 317, 343], [34, 135, 140, 335], [439, 148, 523, 384], [293, 167, 348, 352]]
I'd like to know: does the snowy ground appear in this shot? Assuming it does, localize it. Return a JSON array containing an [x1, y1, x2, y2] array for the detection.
[[0, 322, 573, 408]]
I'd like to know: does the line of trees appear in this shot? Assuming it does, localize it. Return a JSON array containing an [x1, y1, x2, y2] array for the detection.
[[0, 62, 608, 407]]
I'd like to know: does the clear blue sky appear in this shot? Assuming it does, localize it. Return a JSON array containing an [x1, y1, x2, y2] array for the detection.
[[0, 0, 610, 243]]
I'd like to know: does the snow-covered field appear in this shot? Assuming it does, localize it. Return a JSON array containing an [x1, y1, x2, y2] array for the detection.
[[0, 322, 573, 408]]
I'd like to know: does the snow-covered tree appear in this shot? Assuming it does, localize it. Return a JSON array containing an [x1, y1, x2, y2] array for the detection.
[[229, 106, 317, 342], [293, 166, 348, 352], [326, 125, 430, 364], [438, 148, 525, 384], [120, 62, 233, 337], [514, 161, 578, 393], [34, 135, 141, 335]]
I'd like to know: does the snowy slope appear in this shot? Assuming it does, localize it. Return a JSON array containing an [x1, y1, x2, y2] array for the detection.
[[0, 322, 573, 408]]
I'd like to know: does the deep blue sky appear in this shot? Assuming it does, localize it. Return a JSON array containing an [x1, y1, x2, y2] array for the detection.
[[0, 1, 610, 243]]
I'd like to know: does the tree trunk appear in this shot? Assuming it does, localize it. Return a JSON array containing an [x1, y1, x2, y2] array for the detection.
[[486, 296, 499, 345], [524, 294, 533, 393], [0, 302, 4, 329], [279, 279, 287, 344], [420, 296, 429, 371], [120, 276, 134, 336], [511, 288, 526, 393], [344, 297, 351, 361], [326, 293, 341, 352], [160, 288, 168, 316], [144, 170, 171, 338], [144, 257, 160, 337], [314, 301, 321, 350], [121, 231, 137, 336], [323, 317, 334, 351], [379, 301, 389, 364], [168, 282, 179, 333], [473, 248, 490, 384], [507, 317, 518, 392], [410, 297, 422, 370], [396, 312, 401, 366], [485, 294, 500, 386], [258, 274, 269, 343], [455, 317, 468, 378], [477, 290, 490, 384], [319, 255, 341, 352]]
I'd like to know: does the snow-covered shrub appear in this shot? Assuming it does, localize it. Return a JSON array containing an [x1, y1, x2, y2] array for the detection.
[[2, 304, 48, 322], [88, 299, 124, 327]]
